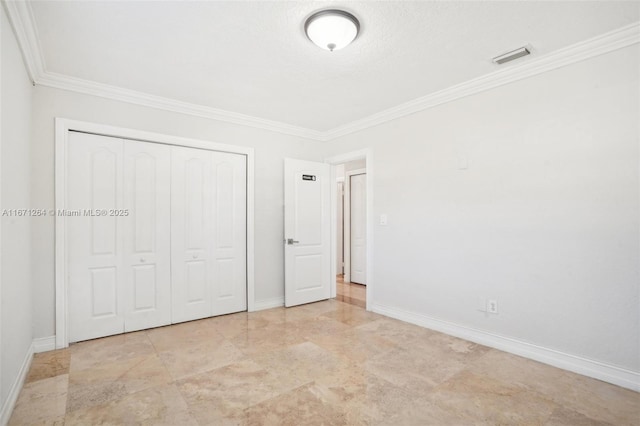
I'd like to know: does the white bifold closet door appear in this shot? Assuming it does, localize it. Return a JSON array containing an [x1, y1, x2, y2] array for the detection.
[[68, 132, 171, 342], [171, 146, 247, 323], [67, 132, 247, 343]]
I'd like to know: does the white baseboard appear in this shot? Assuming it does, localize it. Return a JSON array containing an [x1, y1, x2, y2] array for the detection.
[[371, 303, 640, 392], [252, 297, 285, 312], [32, 336, 56, 354], [0, 342, 34, 425]]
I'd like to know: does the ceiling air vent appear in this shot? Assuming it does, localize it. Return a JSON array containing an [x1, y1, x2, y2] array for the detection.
[[493, 47, 531, 65]]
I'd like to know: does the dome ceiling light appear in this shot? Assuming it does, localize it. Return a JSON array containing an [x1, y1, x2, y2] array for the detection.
[[304, 9, 360, 52]]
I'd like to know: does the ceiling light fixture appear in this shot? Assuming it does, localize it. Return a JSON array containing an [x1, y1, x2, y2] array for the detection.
[[304, 9, 360, 52]]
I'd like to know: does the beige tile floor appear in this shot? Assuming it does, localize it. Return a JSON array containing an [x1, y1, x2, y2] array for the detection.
[[9, 299, 639, 425], [336, 275, 366, 308]]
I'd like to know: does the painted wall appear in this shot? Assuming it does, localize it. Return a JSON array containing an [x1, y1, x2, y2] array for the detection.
[[1, 4, 34, 411], [324, 45, 640, 372], [31, 86, 323, 339]]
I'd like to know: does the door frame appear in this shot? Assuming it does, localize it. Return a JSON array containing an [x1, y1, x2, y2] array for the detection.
[[54, 118, 255, 349], [325, 149, 373, 310], [343, 168, 366, 283]]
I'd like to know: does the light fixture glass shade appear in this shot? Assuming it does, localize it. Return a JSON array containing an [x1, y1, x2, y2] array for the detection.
[[305, 10, 359, 51]]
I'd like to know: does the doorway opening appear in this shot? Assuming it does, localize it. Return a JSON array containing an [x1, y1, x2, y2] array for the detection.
[[334, 159, 367, 308]]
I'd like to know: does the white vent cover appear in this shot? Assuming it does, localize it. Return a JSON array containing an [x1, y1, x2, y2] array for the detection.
[[493, 47, 531, 65]]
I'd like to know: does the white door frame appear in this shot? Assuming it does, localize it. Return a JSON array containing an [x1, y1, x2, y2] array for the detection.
[[55, 118, 255, 349], [325, 149, 373, 310], [343, 168, 366, 284]]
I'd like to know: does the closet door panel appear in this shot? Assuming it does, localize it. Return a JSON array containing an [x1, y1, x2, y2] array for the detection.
[[171, 146, 212, 323], [67, 132, 125, 342], [123, 141, 171, 332], [211, 152, 247, 316]]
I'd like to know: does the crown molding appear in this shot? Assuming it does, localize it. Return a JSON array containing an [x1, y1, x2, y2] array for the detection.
[[321, 21, 640, 141], [36, 71, 325, 140], [2, 0, 325, 141], [2, 0, 46, 82], [4, 0, 638, 143]]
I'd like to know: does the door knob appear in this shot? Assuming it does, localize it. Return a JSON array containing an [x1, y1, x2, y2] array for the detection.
[[286, 238, 299, 245], [193, 254, 198, 259], [140, 258, 145, 263]]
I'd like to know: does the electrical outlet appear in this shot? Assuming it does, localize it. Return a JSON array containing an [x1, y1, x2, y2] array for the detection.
[[487, 299, 498, 314]]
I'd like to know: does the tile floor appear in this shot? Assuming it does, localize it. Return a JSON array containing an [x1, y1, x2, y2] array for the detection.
[[336, 275, 366, 308], [9, 299, 639, 425]]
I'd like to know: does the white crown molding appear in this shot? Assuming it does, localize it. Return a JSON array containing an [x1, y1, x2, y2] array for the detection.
[[2, 0, 46, 82], [371, 303, 640, 392], [4, 1, 639, 142], [37, 71, 326, 140], [2, 0, 324, 141], [321, 21, 640, 141]]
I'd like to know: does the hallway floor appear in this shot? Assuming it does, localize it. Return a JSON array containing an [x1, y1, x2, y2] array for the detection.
[[9, 299, 638, 425], [335, 274, 366, 308]]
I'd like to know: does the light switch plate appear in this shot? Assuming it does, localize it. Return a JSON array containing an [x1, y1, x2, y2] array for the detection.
[[380, 214, 388, 226]]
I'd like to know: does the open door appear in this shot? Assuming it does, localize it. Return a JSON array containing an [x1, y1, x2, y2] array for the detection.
[[350, 173, 367, 285], [284, 158, 331, 307]]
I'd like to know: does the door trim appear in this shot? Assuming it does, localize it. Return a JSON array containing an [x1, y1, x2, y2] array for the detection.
[[55, 118, 255, 349], [325, 149, 373, 310], [343, 168, 366, 284]]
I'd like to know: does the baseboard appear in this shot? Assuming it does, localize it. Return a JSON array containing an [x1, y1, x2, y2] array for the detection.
[[32, 336, 56, 354], [0, 342, 34, 425], [371, 303, 640, 392], [252, 296, 285, 311]]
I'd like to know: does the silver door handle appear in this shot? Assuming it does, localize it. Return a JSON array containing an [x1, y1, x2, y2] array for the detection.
[[140, 258, 146, 263], [286, 238, 299, 245]]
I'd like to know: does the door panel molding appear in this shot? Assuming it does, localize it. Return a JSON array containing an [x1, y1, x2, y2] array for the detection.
[[55, 118, 254, 348], [123, 140, 171, 334]]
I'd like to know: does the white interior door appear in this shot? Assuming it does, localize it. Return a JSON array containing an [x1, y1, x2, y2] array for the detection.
[[336, 181, 344, 275], [210, 151, 247, 316], [171, 146, 213, 323], [123, 140, 172, 332], [350, 173, 367, 285], [171, 147, 247, 322], [68, 132, 125, 342], [284, 158, 331, 307]]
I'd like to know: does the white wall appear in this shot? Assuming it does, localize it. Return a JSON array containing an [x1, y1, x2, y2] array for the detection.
[[344, 158, 366, 172], [31, 86, 323, 339], [1, 3, 34, 411], [324, 45, 640, 373]]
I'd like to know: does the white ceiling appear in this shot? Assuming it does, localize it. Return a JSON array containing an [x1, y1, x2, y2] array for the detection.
[[27, 1, 640, 132]]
